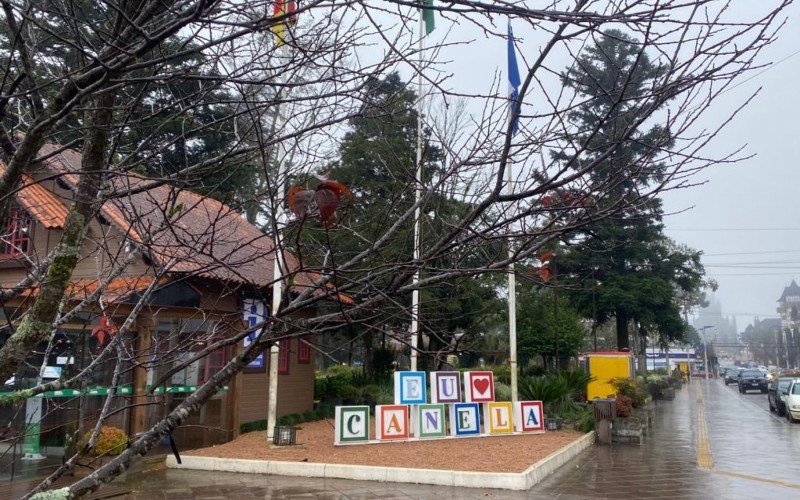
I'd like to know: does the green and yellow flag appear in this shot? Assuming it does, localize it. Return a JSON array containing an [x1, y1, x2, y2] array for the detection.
[[422, 0, 435, 35]]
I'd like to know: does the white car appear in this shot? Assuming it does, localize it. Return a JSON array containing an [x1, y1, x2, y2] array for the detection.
[[785, 380, 800, 423]]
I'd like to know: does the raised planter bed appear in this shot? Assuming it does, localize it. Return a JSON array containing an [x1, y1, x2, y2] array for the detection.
[[611, 416, 645, 444]]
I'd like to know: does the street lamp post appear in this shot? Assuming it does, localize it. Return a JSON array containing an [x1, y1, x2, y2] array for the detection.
[[701, 325, 714, 380]]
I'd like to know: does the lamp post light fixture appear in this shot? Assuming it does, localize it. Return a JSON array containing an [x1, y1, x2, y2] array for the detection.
[[700, 325, 715, 380]]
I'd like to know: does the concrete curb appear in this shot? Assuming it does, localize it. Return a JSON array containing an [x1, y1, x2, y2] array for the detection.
[[165, 431, 595, 491]]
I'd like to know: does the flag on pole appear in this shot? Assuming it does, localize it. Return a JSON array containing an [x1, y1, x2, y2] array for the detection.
[[271, 0, 299, 47], [422, 0, 435, 35], [507, 21, 521, 135]]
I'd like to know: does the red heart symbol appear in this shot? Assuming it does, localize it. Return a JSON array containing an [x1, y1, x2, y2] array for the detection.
[[473, 377, 490, 395]]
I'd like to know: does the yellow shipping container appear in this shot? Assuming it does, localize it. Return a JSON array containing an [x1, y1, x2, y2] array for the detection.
[[585, 351, 636, 401]]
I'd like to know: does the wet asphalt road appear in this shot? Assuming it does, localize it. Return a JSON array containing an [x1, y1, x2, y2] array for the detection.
[[5, 378, 800, 498]]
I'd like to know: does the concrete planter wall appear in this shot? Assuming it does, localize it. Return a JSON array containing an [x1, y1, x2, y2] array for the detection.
[[661, 387, 676, 400], [611, 416, 645, 444]]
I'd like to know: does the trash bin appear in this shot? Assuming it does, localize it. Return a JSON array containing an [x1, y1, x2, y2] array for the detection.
[[593, 398, 616, 444], [273, 426, 297, 446]]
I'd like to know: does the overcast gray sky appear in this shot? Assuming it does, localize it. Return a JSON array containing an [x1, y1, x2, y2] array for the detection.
[[659, 3, 800, 328], [415, 1, 800, 332]]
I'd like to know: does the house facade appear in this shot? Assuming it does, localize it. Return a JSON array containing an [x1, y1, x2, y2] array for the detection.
[[0, 144, 331, 451]]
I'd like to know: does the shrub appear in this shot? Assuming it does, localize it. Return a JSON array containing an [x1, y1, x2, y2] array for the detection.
[[78, 426, 127, 457], [519, 376, 571, 404], [552, 370, 593, 401], [339, 385, 362, 404], [494, 382, 512, 402], [360, 384, 381, 404], [612, 378, 648, 408], [615, 394, 633, 417]]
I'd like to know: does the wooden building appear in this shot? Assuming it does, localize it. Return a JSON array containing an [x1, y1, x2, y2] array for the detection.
[[0, 144, 343, 450]]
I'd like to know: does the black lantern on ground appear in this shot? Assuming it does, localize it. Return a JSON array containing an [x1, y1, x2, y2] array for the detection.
[[273, 426, 297, 446]]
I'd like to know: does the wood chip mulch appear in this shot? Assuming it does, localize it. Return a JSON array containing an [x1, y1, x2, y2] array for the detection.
[[186, 420, 585, 473]]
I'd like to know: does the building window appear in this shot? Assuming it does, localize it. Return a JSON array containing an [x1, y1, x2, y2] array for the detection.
[[0, 209, 31, 256], [278, 340, 290, 375], [198, 347, 227, 385], [298, 335, 312, 364]]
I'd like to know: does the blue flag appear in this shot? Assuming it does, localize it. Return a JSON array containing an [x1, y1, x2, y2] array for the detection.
[[507, 21, 521, 135]]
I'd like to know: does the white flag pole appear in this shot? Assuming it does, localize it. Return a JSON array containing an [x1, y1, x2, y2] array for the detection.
[[267, 36, 290, 441], [507, 21, 520, 404], [410, 9, 425, 372]]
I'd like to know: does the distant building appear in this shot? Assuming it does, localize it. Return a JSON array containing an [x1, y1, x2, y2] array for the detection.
[[776, 280, 800, 367], [692, 294, 738, 357]]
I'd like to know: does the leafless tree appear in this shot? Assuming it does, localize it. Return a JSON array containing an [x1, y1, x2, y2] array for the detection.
[[0, 0, 792, 497]]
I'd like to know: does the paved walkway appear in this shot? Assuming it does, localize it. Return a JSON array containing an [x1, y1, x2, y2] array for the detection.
[[535, 378, 800, 499], [6, 378, 800, 498]]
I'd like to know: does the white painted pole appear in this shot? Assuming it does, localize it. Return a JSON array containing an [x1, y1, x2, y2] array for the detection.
[[410, 10, 424, 372], [507, 151, 518, 403], [267, 40, 289, 440], [506, 20, 519, 404]]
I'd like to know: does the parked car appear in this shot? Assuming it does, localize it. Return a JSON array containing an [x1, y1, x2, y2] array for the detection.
[[768, 377, 797, 415], [738, 369, 768, 393], [785, 380, 800, 423], [723, 368, 741, 385]]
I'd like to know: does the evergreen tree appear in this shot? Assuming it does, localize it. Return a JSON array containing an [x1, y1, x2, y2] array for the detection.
[[555, 30, 704, 349]]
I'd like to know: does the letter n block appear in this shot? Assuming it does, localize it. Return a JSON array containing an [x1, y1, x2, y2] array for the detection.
[[334, 406, 370, 444], [515, 401, 544, 433], [463, 371, 495, 403], [375, 404, 409, 440], [485, 402, 514, 434], [416, 404, 446, 438], [394, 371, 427, 405], [451, 402, 481, 436]]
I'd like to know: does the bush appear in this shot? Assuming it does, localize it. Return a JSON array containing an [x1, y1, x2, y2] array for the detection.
[[339, 385, 362, 404], [78, 426, 127, 457], [615, 394, 633, 417], [360, 384, 381, 404], [519, 376, 571, 404], [552, 370, 593, 401], [494, 382, 512, 402], [612, 378, 648, 408]]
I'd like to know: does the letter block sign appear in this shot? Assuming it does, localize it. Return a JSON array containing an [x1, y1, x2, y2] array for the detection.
[[463, 371, 495, 403], [416, 404, 446, 438], [485, 402, 514, 434], [516, 401, 544, 433], [394, 371, 427, 405], [335, 406, 370, 444], [375, 405, 410, 440], [430, 371, 461, 404], [451, 402, 481, 436]]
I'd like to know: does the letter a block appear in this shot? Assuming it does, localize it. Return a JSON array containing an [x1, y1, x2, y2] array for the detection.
[[430, 371, 462, 404], [394, 371, 427, 405], [376, 405, 410, 440], [516, 401, 544, 433], [335, 406, 370, 444], [416, 404, 446, 438], [463, 371, 495, 403], [485, 402, 514, 434], [451, 402, 481, 436]]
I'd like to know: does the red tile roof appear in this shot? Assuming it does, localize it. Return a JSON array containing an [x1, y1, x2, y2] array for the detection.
[[36, 144, 352, 304], [3, 276, 163, 304], [0, 163, 68, 229]]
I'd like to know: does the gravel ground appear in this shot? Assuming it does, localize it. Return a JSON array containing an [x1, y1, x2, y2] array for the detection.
[[186, 420, 584, 473]]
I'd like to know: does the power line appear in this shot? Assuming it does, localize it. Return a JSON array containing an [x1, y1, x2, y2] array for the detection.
[[670, 228, 800, 232]]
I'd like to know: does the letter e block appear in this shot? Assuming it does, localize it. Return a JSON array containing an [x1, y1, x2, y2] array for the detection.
[[335, 406, 370, 444], [451, 402, 481, 436], [485, 402, 514, 434], [394, 371, 427, 405], [516, 401, 544, 433]]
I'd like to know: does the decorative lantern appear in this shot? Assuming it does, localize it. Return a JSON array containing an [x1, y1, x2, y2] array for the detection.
[[273, 425, 297, 446]]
